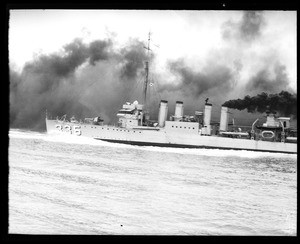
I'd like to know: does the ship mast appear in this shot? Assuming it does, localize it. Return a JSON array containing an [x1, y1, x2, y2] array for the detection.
[[143, 32, 151, 106]]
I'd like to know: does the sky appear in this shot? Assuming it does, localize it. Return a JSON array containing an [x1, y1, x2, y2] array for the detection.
[[8, 10, 297, 130], [10, 10, 238, 68], [9, 10, 296, 86]]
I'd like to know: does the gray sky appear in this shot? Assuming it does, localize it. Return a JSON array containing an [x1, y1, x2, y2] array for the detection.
[[9, 10, 296, 91], [9, 10, 297, 94]]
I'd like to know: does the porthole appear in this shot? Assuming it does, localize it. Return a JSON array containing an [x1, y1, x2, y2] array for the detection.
[[180, 126, 182, 128]]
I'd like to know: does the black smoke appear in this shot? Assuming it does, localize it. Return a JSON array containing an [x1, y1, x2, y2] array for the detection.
[[9, 37, 148, 131], [88, 39, 113, 65], [222, 91, 297, 118], [120, 41, 147, 80]]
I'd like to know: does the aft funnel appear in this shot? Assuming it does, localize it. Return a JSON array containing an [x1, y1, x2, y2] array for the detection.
[[219, 106, 229, 131]]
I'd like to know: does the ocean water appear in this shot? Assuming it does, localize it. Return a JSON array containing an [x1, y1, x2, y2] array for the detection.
[[8, 129, 297, 235]]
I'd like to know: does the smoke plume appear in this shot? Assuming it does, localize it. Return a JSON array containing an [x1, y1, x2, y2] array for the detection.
[[158, 59, 234, 98], [222, 11, 265, 42], [222, 91, 297, 118], [245, 62, 292, 94], [9, 37, 148, 131]]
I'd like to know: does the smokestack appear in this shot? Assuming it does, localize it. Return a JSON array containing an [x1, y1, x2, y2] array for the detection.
[[219, 106, 229, 131], [158, 100, 168, 127], [204, 104, 212, 127], [174, 101, 184, 121], [202, 103, 212, 135]]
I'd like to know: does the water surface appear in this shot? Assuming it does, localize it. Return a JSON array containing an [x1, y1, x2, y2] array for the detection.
[[9, 129, 297, 235]]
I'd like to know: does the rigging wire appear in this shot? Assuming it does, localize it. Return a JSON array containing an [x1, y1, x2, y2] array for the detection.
[[151, 78, 162, 103], [121, 75, 144, 104]]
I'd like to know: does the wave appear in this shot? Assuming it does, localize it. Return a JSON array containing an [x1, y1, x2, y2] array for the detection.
[[9, 129, 46, 139], [135, 146, 297, 159]]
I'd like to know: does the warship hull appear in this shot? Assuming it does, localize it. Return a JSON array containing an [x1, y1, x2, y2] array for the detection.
[[46, 118, 297, 154]]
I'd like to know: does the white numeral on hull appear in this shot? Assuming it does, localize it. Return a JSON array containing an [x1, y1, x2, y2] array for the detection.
[[55, 124, 81, 136]]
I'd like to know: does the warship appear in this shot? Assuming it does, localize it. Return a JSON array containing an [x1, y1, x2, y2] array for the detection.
[[45, 34, 297, 154]]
